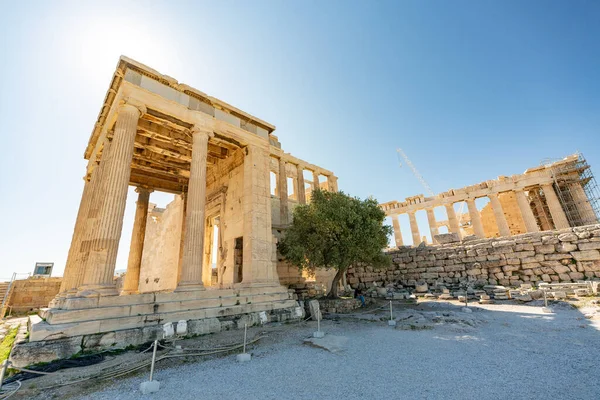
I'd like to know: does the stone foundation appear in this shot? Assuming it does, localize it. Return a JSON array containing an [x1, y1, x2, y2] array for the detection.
[[348, 225, 600, 289], [12, 305, 303, 367], [317, 298, 362, 314]]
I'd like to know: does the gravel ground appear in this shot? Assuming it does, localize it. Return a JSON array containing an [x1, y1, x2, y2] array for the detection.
[[29, 301, 600, 400]]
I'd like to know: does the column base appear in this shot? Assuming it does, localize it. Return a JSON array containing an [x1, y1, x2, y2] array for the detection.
[[77, 284, 119, 298], [120, 290, 139, 296], [174, 281, 205, 292]]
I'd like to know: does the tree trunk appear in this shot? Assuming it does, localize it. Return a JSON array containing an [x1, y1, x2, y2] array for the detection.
[[327, 268, 344, 299]]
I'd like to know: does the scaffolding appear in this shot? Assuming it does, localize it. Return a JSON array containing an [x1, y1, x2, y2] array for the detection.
[[541, 153, 600, 228]]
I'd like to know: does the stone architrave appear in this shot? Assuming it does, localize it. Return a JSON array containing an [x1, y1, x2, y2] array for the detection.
[[515, 189, 539, 232], [121, 187, 152, 294], [278, 158, 289, 224], [541, 184, 570, 229], [392, 216, 404, 247], [176, 126, 213, 291], [408, 211, 421, 245], [488, 193, 511, 237], [445, 203, 461, 238], [296, 164, 306, 204], [466, 199, 485, 238], [79, 100, 146, 296], [425, 208, 439, 244]]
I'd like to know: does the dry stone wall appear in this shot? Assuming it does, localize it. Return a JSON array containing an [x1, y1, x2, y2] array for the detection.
[[347, 224, 600, 289]]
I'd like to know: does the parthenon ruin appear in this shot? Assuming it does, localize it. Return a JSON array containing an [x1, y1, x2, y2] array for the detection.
[[27, 56, 338, 348], [381, 154, 600, 246]]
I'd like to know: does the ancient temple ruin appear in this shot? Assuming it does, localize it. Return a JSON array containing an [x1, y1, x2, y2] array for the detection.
[[382, 154, 600, 246], [27, 56, 338, 350]]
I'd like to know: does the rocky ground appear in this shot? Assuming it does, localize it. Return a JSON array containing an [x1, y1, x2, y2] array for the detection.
[[11, 298, 600, 400]]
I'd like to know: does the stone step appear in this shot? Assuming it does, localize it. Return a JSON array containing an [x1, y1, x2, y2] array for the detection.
[[30, 299, 299, 341], [57, 284, 287, 310], [46, 291, 291, 324]]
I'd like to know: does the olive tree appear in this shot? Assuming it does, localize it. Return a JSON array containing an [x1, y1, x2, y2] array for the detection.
[[278, 189, 392, 298]]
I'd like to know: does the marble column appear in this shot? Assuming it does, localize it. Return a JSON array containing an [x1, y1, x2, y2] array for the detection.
[[177, 192, 187, 284], [312, 170, 320, 192], [425, 208, 439, 243], [530, 189, 553, 231], [392, 216, 404, 247], [121, 187, 152, 294], [59, 174, 94, 295], [278, 158, 289, 224], [176, 127, 213, 291], [568, 182, 597, 225], [327, 175, 338, 192], [296, 164, 306, 204], [488, 193, 511, 237], [70, 139, 112, 297], [445, 203, 461, 238], [515, 189, 539, 232], [243, 145, 277, 285], [466, 199, 485, 238], [408, 211, 421, 245], [541, 184, 570, 229], [79, 100, 145, 296]]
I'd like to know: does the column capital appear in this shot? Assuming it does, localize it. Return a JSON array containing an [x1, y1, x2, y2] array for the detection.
[[135, 187, 154, 195], [119, 98, 146, 117], [190, 125, 215, 139]]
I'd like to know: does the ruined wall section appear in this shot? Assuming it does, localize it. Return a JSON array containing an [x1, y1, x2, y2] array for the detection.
[[8, 278, 62, 314], [139, 198, 184, 292], [347, 225, 600, 289]]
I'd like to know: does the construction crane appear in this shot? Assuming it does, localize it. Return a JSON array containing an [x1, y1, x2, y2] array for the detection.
[[396, 148, 467, 228], [396, 148, 435, 197]]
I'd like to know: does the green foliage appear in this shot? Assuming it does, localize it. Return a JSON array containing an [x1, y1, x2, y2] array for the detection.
[[279, 189, 392, 297], [0, 326, 19, 363]]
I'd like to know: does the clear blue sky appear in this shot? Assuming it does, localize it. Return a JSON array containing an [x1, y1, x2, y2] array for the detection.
[[1, 1, 599, 279]]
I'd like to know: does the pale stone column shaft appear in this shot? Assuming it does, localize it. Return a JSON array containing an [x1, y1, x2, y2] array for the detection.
[[177, 192, 187, 284], [312, 170, 320, 192], [327, 175, 338, 192], [445, 203, 461, 238], [568, 182, 597, 225], [392, 216, 404, 247], [425, 208, 439, 243], [515, 190, 539, 232], [541, 183, 570, 229], [80, 101, 144, 296], [177, 128, 212, 291], [530, 190, 553, 231], [59, 175, 94, 294], [466, 199, 485, 238], [408, 211, 421, 245], [242, 145, 277, 284], [121, 188, 151, 294], [488, 193, 511, 237], [296, 164, 306, 204], [71, 140, 112, 295], [278, 158, 289, 224]]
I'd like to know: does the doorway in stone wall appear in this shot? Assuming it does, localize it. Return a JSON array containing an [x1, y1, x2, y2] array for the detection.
[[234, 237, 243, 284]]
